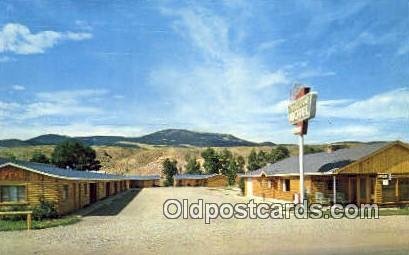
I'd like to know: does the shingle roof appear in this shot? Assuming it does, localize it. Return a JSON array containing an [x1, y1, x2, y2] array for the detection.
[[0, 159, 133, 181], [173, 174, 219, 180], [246, 142, 392, 176]]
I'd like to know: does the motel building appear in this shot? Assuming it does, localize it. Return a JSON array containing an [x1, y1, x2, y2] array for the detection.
[[174, 174, 228, 187], [0, 159, 158, 215], [241, 141, 409, 206]]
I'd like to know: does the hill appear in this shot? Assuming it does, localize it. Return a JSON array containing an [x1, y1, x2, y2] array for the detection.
[[133, 129, 257, 147], [0, 129, 263, 148]]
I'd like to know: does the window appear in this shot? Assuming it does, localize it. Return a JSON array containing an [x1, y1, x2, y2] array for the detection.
[[283, 179, 290, 192], [0, 185, 26, 203], [62, 185, 69, 201]]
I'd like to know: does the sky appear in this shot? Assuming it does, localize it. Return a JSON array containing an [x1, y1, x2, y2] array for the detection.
[[0, 0, 408, 144]]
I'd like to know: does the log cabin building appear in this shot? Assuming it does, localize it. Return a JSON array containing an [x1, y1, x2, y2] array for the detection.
[[241, 141, 409, 206], [174, 174, 228, 187], [128, 175, 160, 188], [0, 159, 139, 215]]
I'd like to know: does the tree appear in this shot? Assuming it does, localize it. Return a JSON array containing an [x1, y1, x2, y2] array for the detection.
[[201, 147, 221, 174], [247, 149, 259, 171], [268, 145, 290, 163], [51, 140, 101, 171], [30, 152, 50, 164], [162, 158, 178, 186], [226, 158, 239, 186], [219, 149, 233, 176], [236, 155, 245, 174], [304, 145, 324, 154], [247, 149, 267, 171], [185, 155, 201, 174]]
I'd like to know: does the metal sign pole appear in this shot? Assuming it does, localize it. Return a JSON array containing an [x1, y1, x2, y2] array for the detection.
[[299, 135, 304, 204]]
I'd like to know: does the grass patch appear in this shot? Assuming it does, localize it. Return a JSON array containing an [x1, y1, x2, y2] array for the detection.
[[380, 207, 409, 216], [0, 216, 81, 232]]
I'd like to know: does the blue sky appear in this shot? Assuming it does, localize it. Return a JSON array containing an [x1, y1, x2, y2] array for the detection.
[[0, 0, 408, 143]]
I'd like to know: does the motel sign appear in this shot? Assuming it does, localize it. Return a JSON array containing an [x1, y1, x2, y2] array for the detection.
[[288, 85, 317, 204], [288, 92, 317, 124]]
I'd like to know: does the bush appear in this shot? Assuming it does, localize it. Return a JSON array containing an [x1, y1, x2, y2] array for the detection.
[[32, 200, 59, 220]]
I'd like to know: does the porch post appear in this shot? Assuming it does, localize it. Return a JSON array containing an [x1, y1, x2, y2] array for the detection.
[[333, 175, 337, 204]]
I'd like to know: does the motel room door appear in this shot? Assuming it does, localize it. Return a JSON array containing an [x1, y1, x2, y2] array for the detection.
[[349, 178, 357, 203], [106, 182, 111, 197], [89, 183, 97, 203]]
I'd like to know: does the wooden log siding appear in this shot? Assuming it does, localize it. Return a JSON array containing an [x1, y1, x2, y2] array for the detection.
[[339, 144, 409, 175], [0, 165, 131, 215], [0, 166, 59, 209], [130, 180, 158, 188], [251, 176, 309, 201], [206, 175, 228, 187]]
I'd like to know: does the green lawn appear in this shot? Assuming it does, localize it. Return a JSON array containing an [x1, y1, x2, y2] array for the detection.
[[380, 207, 409, 216], [0, 216, 81, 231]]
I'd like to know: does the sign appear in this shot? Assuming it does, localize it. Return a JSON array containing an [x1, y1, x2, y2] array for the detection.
[[378, 173, 390, 179], [382, 179, 389, 186], [288, 92, 317, 124], [378, 173, 388, 179]]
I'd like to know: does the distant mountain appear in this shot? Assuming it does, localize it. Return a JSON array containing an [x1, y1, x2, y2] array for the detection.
[[0, 129, 265, 148], [0, 139, 30, 147], [27, 134, 70, 145], [133, 129, 257, 147]]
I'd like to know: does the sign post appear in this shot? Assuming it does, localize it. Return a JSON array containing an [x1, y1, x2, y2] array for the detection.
[[288, 85, 317, 204]]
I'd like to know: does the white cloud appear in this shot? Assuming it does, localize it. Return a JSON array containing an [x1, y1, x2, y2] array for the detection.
[[319, 125, 379, 137], [0, 56, 14, 62], [268, 88, 409, 121], [0, 23, 92, 55], [257, 39, 286, 52], [297, 69, 336, 79], [1, 89, 109, 120], [397, 39, 409, 55], [11, 84, 25, 91], [319, 88, 409, 120], [0, 101, 20, 118], [153, 5, 289, 135], [0, 122, 145, 140]]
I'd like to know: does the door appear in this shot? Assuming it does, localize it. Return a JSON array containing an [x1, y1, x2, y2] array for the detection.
[[106, 182, 111, 197], [350, 178, 357, 203], [399, 178, 409, 202], [89, 183, 97, 203]]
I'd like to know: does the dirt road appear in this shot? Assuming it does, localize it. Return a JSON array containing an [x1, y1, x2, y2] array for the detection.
[[1, 187, 408, 255]]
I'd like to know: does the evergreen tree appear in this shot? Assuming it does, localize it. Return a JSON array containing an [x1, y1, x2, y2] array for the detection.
[[236, 155, 246, 173], [201, 147, 221, 174], [30, 152, 50, 164], [185, 155, 201, 174], [162, 158, 178, 186], [226, 158, 238, 186]]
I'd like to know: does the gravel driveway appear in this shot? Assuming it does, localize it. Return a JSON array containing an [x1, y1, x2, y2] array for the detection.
[[1, 187, 409, 255]]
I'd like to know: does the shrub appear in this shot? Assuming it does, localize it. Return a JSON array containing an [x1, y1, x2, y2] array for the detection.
[[32, 199, 59, 220]]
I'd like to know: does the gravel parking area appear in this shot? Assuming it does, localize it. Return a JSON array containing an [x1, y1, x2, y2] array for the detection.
[[1, 187, 409, 255]]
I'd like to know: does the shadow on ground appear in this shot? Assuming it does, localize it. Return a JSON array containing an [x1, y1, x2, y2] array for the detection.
[[86, 189, 141, 216]]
